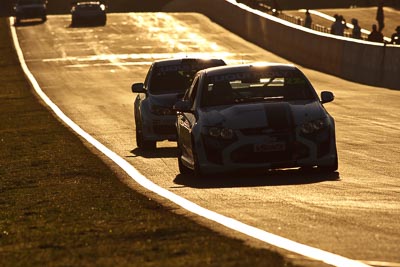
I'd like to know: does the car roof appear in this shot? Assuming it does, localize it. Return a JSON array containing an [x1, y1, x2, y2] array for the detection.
[[152, 58, 225, 67], [17, 0, 45, 4], [200, 62, 298, 76], [76, 1, 102, 6]]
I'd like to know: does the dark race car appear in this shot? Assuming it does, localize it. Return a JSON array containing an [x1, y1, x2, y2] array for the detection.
[[131, 58, 226, 150], [14, 0, 47, 24], [174, 63, 338, 176], [71, 1, 107, 27]]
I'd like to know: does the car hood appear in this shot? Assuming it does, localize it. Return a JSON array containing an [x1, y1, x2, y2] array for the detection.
[[148, 93, 182, 108], [201, 101, 326, 129]]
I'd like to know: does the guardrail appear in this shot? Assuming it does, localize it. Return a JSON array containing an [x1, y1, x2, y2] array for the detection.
[[166, 0, 400, 90]]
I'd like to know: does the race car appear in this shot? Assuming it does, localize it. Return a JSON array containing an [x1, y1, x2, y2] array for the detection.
[[71, 1, 107, 27], [14, 0, 47, 24], [131, 58, 226, 149], [174, 63, 338, 176]]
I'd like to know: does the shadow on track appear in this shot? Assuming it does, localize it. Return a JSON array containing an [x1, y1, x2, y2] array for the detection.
[[13, 20, 46, 27], [69, 21, 106, 28], [129, 147, 178, 159], [173, 169, 340, 189]]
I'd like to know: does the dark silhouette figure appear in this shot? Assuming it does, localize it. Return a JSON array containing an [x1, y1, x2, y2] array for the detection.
[[368, 24, 384, 43], [351, 18, 362, 39], [390, 26, 400, 44], [304, 9, 312, 28], [331, 14, 346, 36], [272, 0, 282, 16], [376, 0, 385, 32], [331, 14, 340, 35]]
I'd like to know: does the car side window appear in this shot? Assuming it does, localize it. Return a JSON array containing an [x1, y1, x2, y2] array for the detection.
[[184, 76, 199, 106]]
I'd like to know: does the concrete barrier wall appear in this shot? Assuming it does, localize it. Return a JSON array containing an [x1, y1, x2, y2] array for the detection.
[[164, 0, 400, 90]]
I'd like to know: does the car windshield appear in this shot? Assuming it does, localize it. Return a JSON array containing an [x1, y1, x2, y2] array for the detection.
[[17, 0, 44, 4], [149, 62, 223, 95], [201, 69, 316, 107], [77, 4, 101, 10]]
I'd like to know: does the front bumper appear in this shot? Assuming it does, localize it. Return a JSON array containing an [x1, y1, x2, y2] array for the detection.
[[16, 8, 46, 19], [141, 114, 177, 142], [72, 13, 106, 24], [196, 127, 337, 173]]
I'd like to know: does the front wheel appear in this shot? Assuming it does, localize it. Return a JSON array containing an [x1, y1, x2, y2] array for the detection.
[[191, 142, 204, 178], [318, 155, 338, 173], [135, 122, 156, 150], [177, 146, 191, 175]]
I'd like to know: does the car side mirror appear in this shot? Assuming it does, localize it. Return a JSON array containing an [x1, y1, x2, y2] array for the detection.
[[132, 83, 146, 93], [321, 91, 334, 104], [173, 100, 191, 113]]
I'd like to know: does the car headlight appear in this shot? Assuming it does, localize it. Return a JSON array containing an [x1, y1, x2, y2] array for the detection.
[[206, 127, 235, 139], [150, 105, 174, 116], [300, 118, 326, 134]]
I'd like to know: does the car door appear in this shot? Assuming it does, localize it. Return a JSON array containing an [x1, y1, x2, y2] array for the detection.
[[177, 76, 200, 166]]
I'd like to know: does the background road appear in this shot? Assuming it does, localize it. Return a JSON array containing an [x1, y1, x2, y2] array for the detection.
[[15, 13, 400, 266]]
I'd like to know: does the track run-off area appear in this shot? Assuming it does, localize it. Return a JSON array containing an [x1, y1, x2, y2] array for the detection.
[[11, 13, 400, 267]]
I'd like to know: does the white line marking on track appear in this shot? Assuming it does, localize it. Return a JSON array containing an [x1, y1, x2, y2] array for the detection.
[[361, 261, 400, 267], [9, 16, 371, 267]]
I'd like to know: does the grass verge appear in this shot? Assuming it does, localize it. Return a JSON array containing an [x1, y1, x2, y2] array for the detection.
[[0, 18, 298, 267]]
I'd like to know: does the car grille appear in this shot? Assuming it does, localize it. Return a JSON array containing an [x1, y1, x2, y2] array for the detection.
[[22, 7, 44, 14], [231, 145, 293, 163], [240, 127, 291, 136]]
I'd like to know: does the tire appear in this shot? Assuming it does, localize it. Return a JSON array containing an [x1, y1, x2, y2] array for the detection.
[[299, 166, 315, 172], [191, 141, 204, 178], [177, 146, 191, 175], [135, 121, 156, 150], [319, 155, 338, 173]]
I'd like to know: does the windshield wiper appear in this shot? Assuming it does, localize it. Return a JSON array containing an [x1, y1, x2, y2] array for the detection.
[[234, 96, 284, 103]]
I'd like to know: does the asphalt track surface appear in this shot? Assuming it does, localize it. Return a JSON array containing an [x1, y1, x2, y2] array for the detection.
[[13, 13, 400, 267]]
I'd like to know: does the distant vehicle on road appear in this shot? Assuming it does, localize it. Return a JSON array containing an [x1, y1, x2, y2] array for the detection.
[[131, 58, 226, 150], [71, 1, 107, 27], [174, 63, 338, 176], [14, 0, 47, 25]]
